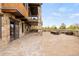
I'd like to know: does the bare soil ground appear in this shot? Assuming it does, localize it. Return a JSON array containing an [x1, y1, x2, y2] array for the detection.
[[0, 32, 79, 56]]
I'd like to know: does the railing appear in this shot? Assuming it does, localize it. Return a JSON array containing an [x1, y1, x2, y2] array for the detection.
[[2, 3, 28, 17], [31, 26, 42, 30], [28, 17, 39, 22]]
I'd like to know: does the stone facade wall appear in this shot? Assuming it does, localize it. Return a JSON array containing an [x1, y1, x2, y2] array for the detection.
[[25, 24, 30, 33], [19, 20, 22, 38], [23, 21, 26, 33], [19, 20, 28, 38], [0, 13, 30, 48], [37, 6, 42, 35], [1, 13, 10, 48], [0, 11, 36, 48]]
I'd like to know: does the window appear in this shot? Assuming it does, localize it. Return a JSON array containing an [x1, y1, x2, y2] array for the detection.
[[23, 3, 26, 6], [30, 7, 38, 16]]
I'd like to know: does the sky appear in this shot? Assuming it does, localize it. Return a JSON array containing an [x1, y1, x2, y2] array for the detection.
[[42, 3, 79, 27]]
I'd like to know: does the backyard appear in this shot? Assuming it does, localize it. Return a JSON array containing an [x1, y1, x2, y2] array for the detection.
[[0, 32, 79, 56]]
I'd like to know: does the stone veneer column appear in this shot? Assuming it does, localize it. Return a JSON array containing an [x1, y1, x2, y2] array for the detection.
[[23, 21, 26, 33], [38, 6, 42, 35], [19, 20, 26, 38], [22, 21, 25, 35], [19, 20, 22, 38], [38, 6, 42, 26], [1, 13, 10, 48]]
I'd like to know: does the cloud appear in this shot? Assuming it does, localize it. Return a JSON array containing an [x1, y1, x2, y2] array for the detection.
[[42, 12, 62, 21], [73, 13, 79, 16], [52, 12, 62, 17], [69, 13, 79, 18], [58, 7, 73, 13]]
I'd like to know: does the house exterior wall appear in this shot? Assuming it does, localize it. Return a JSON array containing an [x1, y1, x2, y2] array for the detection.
[[19, 20, 27, 38], [1, 13, 10, 48], [0, 13, 28, 48], [0, 3, 42, 48]]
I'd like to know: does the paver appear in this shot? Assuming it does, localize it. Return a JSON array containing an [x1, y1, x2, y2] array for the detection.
[[0, 32, 79, 56]]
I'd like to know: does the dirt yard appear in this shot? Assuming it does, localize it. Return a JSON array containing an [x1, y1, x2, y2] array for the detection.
[[0, 32, 79, 56]]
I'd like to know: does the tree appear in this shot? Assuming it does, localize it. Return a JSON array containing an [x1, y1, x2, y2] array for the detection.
[[51, 25, 57, 30], [67, 24, 79, 30], [74, 24, 79, 29], [59, 23, 66, 29]]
